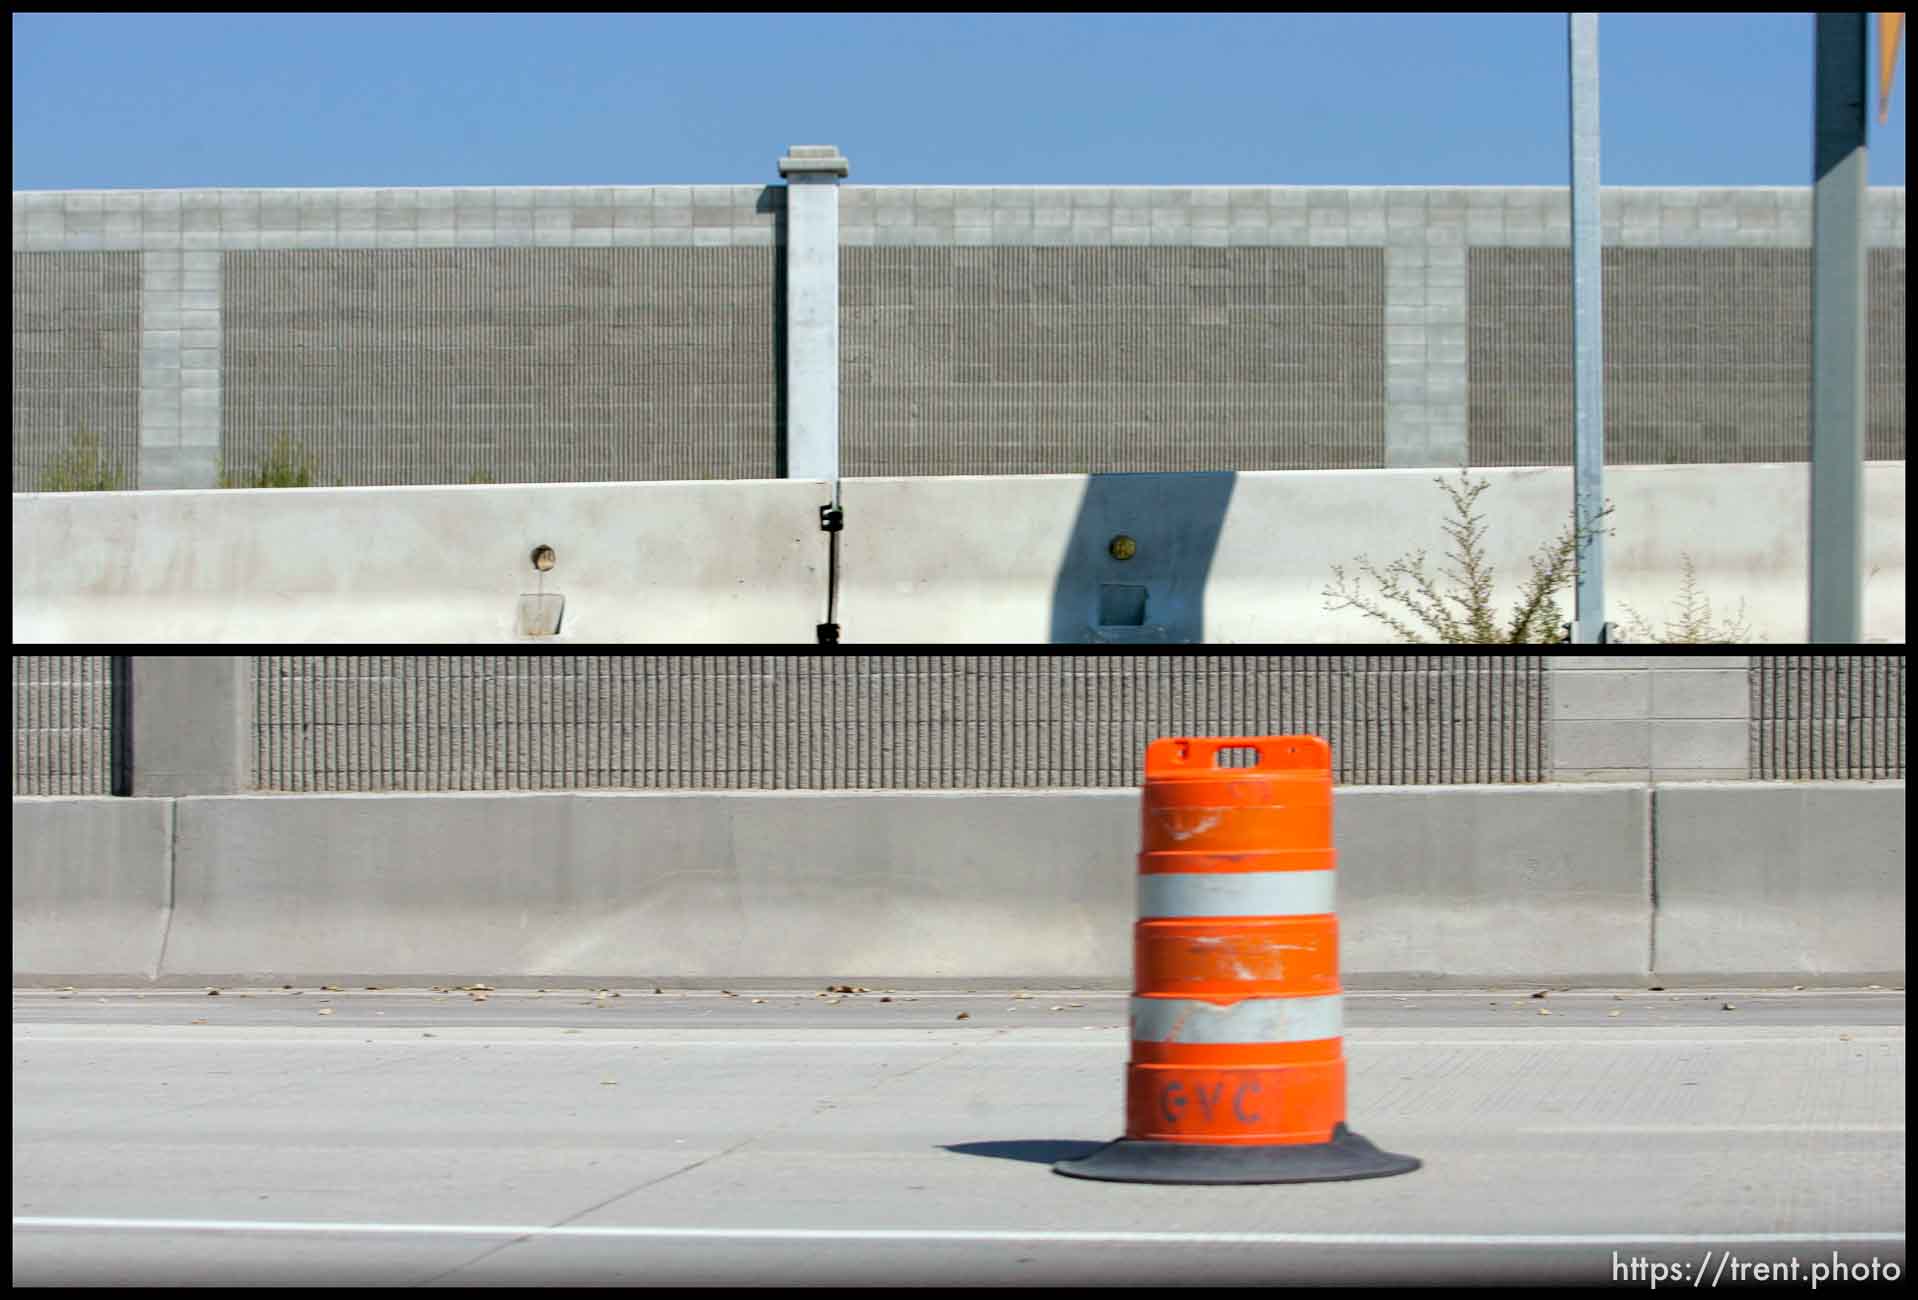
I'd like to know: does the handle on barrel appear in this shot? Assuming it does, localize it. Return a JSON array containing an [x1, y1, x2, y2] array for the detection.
[[1142, 734, 1331, 778]]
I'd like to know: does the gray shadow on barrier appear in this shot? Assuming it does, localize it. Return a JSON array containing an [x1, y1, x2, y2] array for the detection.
[[942, 1140, 1109, 1164], [1046, 471, 1238, 644]]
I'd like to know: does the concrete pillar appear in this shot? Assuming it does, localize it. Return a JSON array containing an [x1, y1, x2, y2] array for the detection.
[[1383, 190, 1470, 468], [777, 145, 850, 493], [138, 245, 224, 489], [128, 657, 253, 795], [1547, 656, 1751, 783]]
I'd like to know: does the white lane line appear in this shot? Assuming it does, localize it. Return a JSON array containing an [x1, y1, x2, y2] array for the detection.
[[11, 1035, 1902, 1058], [12, 1037, 1122, 1048], [9, 1218, 1906, 1247], [1511, 1124, 1905, 1134]]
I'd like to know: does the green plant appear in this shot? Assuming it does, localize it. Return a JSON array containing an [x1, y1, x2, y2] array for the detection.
[[1618, 554, 1755, 644], [36, 430, 125, 492], [218, 435, 318, 488], [1322, 469, 1615, 644], [464, 469, 497, 484]]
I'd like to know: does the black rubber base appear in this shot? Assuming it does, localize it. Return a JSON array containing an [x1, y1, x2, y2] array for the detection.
[[1053, 1122, 1421, 1185]]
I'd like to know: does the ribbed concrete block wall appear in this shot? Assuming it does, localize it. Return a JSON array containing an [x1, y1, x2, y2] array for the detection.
[[222, 245, 780, 486], [1469, 247, 1905, 465], [840, 246, 1385, 475], [10, 185, 782, 490], [10, 655, 116, 796], [251, 654, 1547, 791], [840, 185, 1906, 472], [1751, 654, 1906, 779], [10, 251, 141, 491], [12, 184, 1905, 489], [14, 653, 1908, 795]]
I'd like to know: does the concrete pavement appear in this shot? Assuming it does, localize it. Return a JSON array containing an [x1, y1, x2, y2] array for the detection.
[[12, 987, 1905, 1285]]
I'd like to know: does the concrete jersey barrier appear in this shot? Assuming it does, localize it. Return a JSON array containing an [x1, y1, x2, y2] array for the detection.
[[837, 462, 1906, 643], [13, 478, 832, 643], [12, 781, 1902, 986], [11, 797, 174, 982], [15, 462, 1905, 643]]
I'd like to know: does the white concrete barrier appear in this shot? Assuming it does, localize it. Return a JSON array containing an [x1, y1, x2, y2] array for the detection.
[[15, 464, 1902, 643], [1652, 781, 1905, 982], [13, 478, 832, 643], [14, 782, 1901, 987], [154, 790, 1137, 985], [838, 462, 1906, 643], [12, 797, 174, 982]]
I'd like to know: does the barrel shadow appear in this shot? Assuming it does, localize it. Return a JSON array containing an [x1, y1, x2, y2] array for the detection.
[[941, 1139, 1110, 1165]]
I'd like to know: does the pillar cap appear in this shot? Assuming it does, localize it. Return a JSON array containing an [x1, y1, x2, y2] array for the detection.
[[778, 145, 850, 178]]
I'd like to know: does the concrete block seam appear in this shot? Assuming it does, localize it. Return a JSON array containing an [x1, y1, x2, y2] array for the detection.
[[1646, 782, 1658, 975], [1543, 665, 1555, 773], [153, 795, 179, 979], [241, 656, 260, 792]]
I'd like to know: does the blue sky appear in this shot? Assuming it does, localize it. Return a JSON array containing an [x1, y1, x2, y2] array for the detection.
[[11, 12, 1907, 191]]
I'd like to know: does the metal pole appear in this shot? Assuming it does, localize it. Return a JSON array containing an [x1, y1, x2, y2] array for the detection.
[[1568, 13, 1607, 644], [1808, 13, 1868, 643]]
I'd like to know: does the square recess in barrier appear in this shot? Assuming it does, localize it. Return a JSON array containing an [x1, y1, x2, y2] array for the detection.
[[1099, 584, 1148, 627]]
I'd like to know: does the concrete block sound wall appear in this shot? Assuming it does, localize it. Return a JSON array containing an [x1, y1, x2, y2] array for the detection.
[[13, 186, 781, 490], [15, 655, 1903, 985], [13, 654, 1904, 798], [11, 176, 1906, 491]]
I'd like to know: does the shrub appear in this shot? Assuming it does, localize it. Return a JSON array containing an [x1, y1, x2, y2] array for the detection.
[[1618, 554, 1755, 644], [219, 435, 319, 488], [36, 430, 126, 492], [1322, 469, 1614, 644]]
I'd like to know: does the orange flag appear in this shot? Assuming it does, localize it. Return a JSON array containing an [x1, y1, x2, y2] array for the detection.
[[1881, 13, 1906, 123]]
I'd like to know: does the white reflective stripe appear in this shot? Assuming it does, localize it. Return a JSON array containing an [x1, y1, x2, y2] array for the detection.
[[1131, 994, 1343, 1044], [10, 1217, 1907, 1248], [1137, 869, 1335, 919]]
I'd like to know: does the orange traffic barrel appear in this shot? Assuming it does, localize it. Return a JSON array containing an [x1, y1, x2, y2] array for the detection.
[[1055, 734, 1419, 1184]]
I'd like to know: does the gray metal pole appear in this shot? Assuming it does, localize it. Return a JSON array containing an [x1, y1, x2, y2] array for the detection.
[[1568, 13, 1607, 644], [1808, 14, 1868, 643]]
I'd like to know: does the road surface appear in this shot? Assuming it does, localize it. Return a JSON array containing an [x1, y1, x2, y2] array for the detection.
[[13, 986, 1906, 1285]]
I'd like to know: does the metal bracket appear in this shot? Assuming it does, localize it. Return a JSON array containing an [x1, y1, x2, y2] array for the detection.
[[818, 503, 844, 643], [1561, 620, 1620, 644]]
